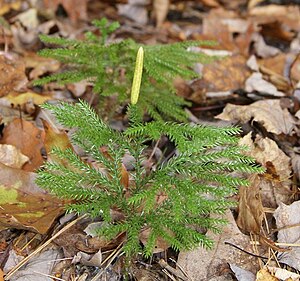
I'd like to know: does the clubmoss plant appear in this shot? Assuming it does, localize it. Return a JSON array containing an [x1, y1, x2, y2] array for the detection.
[[34, 18, 216, 121], [37, 47, 264, 258]]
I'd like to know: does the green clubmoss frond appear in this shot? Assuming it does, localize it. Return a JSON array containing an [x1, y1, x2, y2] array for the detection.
[[37, 99, 264, 258]]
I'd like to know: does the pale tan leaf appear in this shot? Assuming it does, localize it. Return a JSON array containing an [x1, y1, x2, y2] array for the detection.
[[217, 99, 296, 135], [245, 72, 284, 97], [0, 144, 29, 169], [153, 0, 169, 27], [239, 133, 292, 208], [267, 266, 300, 281], [14, 8, 39, 30]]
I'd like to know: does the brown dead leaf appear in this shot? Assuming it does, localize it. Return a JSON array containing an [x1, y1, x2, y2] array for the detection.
[[258, 54, 295, 90], [0, 162, 65, 234], [0, 144, 28, 169], [201, 9, 240, 52], [0, 0, 21, 16], [43, 0, 88, 23], [239, 133, 292, 208], [0, 53, 28, 97], [245, 72, 285, 97], [23, 52, 60, 80], [139, 227, 170, 253], [200, 8, 255, 55], [249, 5, 300, 31], [258, 54, 287, 75], [237, 174, 264, 234], [190, 55, 250, 103], [42, 119, 73, 156], [260, 21, 296, 43], [217, 99, 296, 135], [0, 118, 44, 171]]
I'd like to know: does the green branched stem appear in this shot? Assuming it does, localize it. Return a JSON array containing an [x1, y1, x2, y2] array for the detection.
[[37, 98, 264, 259]]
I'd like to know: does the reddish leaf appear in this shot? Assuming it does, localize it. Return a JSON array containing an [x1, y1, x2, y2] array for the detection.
[[236, 174, 264, 234], [42, 119, 73, 156], [0, 118, 44, 171]]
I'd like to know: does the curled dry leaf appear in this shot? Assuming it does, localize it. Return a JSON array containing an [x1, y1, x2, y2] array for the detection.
[[0, 118, 44, 171], [0, 162, 65, 234], [217, 99, 296, 135], [23, 52, 60, 80], [239, 133, 292, 208], [237, 174, 264, 234], [0, 144, 29, 169], [190, 55, 250, 103], [245, 72, 285, 97], [249, 5, 300, 31]]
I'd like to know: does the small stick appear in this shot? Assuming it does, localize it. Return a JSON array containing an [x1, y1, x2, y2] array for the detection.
[[169, 257, 192, 281], [33, 271, 66, 281], [224, 242, 269, 260], [158, 259, 189, 281], [90, 242, 124, 281]]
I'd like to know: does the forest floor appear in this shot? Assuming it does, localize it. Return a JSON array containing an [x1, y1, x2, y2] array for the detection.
[[0, 0, 300, 280]]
